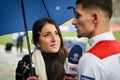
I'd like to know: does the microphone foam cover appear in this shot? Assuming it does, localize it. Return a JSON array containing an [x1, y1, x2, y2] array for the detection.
[[64, 45, 82, 74], [68, 45, 82, 64]]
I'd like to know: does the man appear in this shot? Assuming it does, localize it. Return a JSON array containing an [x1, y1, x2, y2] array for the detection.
[[65, 0, 120, 80]]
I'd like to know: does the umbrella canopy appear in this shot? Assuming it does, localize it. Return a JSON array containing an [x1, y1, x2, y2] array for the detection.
[[0, 0, 76, 76], [0, 0, 76, 36]]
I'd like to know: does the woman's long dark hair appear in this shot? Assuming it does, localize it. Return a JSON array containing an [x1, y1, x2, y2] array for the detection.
[[32, 18, 68, 80]]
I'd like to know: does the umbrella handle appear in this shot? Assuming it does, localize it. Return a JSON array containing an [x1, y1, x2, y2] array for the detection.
[[21, 0, 36, 76], [31, 63, 36, 76]]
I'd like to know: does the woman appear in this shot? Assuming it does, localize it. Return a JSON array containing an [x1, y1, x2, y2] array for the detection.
[[16, 18, 68, 80]]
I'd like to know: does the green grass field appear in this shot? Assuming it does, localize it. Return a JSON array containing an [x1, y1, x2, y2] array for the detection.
[[0, 32, 33, 48], [62, 31, 120, 41], [0, 31, 120, 48]]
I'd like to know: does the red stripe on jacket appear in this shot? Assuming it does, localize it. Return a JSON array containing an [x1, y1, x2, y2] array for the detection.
[[88, 40, 120, 59]]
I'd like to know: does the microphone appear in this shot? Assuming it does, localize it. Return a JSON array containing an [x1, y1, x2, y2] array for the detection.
[[64, 45, 82, 74]]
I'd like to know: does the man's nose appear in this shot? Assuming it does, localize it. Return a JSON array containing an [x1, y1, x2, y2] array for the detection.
[[72, 18, 77, 25]]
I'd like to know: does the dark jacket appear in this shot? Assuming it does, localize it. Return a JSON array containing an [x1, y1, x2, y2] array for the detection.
[[15, 54, 33, 80]]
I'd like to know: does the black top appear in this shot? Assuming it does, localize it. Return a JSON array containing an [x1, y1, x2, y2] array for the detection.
[[42, 53, 58, 80]]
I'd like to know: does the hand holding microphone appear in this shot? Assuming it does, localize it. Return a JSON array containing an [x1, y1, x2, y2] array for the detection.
[[64, 45, 82, 75]]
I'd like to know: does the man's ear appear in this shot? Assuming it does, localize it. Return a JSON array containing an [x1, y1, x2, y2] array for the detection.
[[92, 11, 100, 24]]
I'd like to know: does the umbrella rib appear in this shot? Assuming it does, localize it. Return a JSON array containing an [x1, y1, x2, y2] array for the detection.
[[42, 0, 51, 18]]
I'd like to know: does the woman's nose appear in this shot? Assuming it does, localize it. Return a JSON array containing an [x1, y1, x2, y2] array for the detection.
[[51, 34, 57, 42]]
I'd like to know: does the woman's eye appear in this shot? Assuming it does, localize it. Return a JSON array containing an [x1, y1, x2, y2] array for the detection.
[[44, 34, 49, 37], [55, 31, 59, 35]]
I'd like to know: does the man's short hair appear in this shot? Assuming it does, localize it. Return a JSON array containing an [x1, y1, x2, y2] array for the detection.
[[76, 0, 113, 19]]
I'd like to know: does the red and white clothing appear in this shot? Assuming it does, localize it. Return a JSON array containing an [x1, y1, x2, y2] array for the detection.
[[77, 31, 120, 80]]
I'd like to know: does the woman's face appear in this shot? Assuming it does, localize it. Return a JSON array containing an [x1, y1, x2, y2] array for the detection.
[[37, 23, 61, 53]]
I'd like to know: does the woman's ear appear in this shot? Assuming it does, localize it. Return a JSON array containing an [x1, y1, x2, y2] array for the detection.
[[36, 43, 40, 47]]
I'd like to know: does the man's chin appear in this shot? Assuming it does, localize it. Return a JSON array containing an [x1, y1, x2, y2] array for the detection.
[[77, 35, 82, 38]]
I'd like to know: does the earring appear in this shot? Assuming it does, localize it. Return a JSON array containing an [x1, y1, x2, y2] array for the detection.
[[37, 44, 40, 47]]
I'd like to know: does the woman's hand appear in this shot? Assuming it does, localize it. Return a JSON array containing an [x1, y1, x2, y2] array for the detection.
[[64, 74, 77, 80], [27, 75, 38, 80]]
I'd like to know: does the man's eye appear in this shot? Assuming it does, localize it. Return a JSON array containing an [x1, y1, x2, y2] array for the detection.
[[74, 12, 81, 19]]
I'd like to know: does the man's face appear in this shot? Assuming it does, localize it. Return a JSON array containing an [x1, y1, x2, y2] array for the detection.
[[72, 4, 95, 38]]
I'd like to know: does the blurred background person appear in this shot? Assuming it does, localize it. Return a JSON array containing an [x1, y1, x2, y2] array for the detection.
[[16, 32, 25, 53], [11, 33, 19, 46]]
